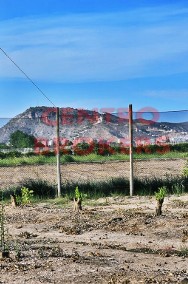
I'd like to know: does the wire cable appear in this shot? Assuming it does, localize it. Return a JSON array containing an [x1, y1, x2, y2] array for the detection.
[[0, 47, 56, 107]]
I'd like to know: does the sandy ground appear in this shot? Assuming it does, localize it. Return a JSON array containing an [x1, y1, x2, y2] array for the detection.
[[0, 194, 188, 283], [0, 158, 187, 189]]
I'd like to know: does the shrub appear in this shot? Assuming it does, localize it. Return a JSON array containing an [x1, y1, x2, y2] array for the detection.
[[64, 155, 75, 162], [0, 152, 6, 159], [24, 152, 37, 157], [10, 130, 35, 148], [155, 186, 166, 201], [6, 151, 22, 158], [170, 143, 188, 153], [155, 186, 166, 216], [20, 187, 34, 204], [39, 150, 55, 157], [20, 179, 56, 198], [75, 186, 82, 201]]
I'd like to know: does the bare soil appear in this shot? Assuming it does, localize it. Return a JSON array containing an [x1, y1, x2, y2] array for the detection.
[[0, 158, 186, 189], [1, 194, 188, 283]]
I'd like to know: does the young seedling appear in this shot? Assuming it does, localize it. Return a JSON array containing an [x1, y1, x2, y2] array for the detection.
[[21, 187, 34, 205], [155, 186, 166, 216], [73, 186, 82, 211]]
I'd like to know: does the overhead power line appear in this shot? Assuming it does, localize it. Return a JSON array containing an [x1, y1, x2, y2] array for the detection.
[[0, 47, 56, 107], [112, 110, 188, 115]]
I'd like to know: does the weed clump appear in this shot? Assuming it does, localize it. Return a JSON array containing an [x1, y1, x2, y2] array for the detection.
[[74, 186, 82, 211], [155, 186, 166, 216]]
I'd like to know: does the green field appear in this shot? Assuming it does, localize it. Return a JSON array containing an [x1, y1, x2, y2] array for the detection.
[[0, 151, 187, 166]]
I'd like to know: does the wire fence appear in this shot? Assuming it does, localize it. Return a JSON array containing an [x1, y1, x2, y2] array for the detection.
[[0, 107, 187, 194]]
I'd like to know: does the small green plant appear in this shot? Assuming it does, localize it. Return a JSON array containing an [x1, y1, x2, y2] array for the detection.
[[172, 184, 184, 196], [20, 187, 34, 205], [179, 246, 188, 257], [155, 186, 166, 201], [75, 186, 82, 201], [155, 186, 166, 216], [74, 186, 83, 211], [64, 155, 74, 162]]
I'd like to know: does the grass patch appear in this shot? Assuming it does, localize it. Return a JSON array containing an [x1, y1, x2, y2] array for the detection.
[[0, 179, 56, 201], [0, 152, 187, 166], [1, 174, 187, 203], [63, 174, 188, 198], [42, 196, 71, 207], [133, 175, 187, 196], [64, 152, 188, 163], [60, 177, 130, 199], [0, 155, 56, 166]]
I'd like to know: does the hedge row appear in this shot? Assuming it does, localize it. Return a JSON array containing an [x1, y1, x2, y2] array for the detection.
[[0, 142, 187, 158]]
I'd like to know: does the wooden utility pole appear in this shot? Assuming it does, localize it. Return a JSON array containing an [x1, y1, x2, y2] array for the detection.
[[56, 107, 61, 197], [129, 104, 134, 196]]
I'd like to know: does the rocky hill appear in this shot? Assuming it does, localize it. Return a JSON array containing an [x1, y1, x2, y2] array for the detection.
[[0, 106, 188, 144]]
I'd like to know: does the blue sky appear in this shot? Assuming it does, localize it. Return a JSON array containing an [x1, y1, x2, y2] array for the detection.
[[0, 0, 188, 122]]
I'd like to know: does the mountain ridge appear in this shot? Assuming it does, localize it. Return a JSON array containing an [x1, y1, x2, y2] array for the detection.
[[0, 106, 187, 144]]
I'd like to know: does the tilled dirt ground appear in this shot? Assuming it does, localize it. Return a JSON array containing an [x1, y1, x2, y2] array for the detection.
[[0, 158, 186, 189], [0, 195, 188, 283]]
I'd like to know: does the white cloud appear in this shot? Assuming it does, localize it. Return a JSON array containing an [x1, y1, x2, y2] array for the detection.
[[0, 4, 188, 82]]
